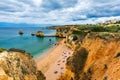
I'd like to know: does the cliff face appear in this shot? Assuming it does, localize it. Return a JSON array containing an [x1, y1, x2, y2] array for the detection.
[[56, 27, 69, 38], [58, 33, 120, 80], [56, 26, 78, 38], [36, 31, 44, 37], [81, 33, 120, 80], [0, 49, 45, 80]]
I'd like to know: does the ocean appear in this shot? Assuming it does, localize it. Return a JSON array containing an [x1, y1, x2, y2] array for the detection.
[[0, 27, 58, 56]]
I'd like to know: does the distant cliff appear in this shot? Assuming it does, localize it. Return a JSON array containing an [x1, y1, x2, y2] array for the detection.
[[56, 26, 78, 38], [58, 32, 120, 80], [0, 49, 46, 80]]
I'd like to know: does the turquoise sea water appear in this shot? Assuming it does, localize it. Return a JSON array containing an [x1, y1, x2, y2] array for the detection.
[[0, 27, 58, 56]]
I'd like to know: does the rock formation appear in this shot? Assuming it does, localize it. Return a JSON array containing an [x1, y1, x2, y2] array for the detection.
[[56, 26, 78, 38], [0, 48, 46, 80], [31, 32, 35, 36], [58, 32, 120, 80], [36, 31, 44, 37], [18, 29, 24, 35]]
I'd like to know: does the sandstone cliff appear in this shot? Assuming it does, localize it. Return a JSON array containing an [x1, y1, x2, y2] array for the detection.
[[58, 32, 120, 80], [0, 49, 46, 80], [36, 31, 44, 37], [56, 26, 78, 38]]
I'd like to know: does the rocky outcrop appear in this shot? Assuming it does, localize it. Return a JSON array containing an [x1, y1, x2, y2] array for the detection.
[[56, 27, 68, 38], [0, 49, 46, 80], [58, 32, 120, 80], [18, 29, 24, 35], [58, 47, 88, 80], [56, 26, 78, 38], [36, 31, 44, 37], [31, 32, 35, 36]]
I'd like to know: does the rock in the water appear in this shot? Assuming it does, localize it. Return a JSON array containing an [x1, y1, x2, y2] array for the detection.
[[19, 29, 24, 35], [36, 31, 44, 37], [31, 32, 35, 36]]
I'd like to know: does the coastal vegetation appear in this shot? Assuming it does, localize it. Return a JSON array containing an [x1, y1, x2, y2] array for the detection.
[[115, 20, 120, 24], [78, 25, 120, 32], [72, 35, 78, 41], [0, 48, 5, 52], [72, 30, 85, 34]]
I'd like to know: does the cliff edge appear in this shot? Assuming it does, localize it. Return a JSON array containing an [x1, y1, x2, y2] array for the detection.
[[0, 49, 46, 80], [58, 32, 120, 80]]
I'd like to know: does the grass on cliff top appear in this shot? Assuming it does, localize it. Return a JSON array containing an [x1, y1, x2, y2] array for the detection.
[[78, 25, 106, 32], [97, 32, 120, 40], [78, 25, 120, 32], [0, 48, 6, 53], [106, 26, 120, 32], [72, 30, 85, 34]]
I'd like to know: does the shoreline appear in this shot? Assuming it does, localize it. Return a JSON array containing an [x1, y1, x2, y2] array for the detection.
[[34, 38, 62, 62], [36, 39, 65, 72], [34, 43, 58, 62], [36, 39, 73, 80]]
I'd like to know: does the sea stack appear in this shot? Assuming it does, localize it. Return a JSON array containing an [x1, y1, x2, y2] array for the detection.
[[31, 32, 35, 36], [19, 29, 24, 35], [36, 31, 44, 37]]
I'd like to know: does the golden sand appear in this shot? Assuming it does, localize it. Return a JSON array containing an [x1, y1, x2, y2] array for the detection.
[[36, 39, 73, 80]]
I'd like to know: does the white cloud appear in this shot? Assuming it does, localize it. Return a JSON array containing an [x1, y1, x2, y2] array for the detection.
[[0, 0, 120, 25], [33, 0, 42, 7]]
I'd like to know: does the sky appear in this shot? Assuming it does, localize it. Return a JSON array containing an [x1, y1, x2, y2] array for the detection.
[[0, 0, 120, 25]]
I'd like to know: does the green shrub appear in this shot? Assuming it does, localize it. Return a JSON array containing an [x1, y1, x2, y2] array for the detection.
[[98, 33, 110, 39], [72, 30, 84, 34], [91, 27, 106, 32], [78, 25, 106, 32], [105, 26, 120, 32], [78, 24, 120, 32], [72, 35, 78, 41], [0, 48, 6, 52], [21, 66, 27, 74]]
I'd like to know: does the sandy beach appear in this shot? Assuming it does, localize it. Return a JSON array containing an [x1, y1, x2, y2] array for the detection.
[[36, 39, 73, 80]]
